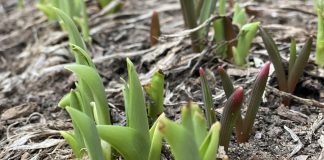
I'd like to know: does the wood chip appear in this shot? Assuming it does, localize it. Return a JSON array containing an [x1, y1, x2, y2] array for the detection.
[[284, 125, 303, 158], [1, 103, 36, 120], [277, 105, 308, 124]]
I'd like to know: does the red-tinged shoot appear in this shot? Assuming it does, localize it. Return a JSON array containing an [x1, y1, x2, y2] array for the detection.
[[231, 87, 244, 105], [199, 67, 205, 76], [150, 11, 161, 46], [217, 66, 234, 98], [259, 62, 270, 78], [217, 66, 225, 73], [220, 87, 244, 151], [236, 62, 270, 143]]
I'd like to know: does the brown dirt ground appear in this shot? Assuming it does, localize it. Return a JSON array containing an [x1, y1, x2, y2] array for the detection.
[[0, 0, 323, 159]]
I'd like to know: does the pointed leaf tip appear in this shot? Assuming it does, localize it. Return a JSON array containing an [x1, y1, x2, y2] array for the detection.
[[157, 69, 164, 75], [152, 10, 158, 17], [199, 67, 205, 76], [217, 66, 225, 73], [232, 87, 244, 105], [259, 62, 271, 78]]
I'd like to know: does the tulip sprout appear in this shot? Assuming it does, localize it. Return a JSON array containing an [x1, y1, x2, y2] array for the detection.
[[315, 0, 324, 67], [200, 63, 270, 151], [150, 11, 161, 46], [158, 102, 221, 160], [37, 0, 91, 42], [144, 70, 165, 120], [260, 27, 313, 105]]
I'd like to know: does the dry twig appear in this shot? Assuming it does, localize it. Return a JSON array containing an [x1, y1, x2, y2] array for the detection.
[[284, 125, 303, 158], [159, 15, 223, 39], [266, 86, 324, 108]]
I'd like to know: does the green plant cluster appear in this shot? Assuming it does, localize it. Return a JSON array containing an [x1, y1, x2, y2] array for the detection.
[[200, 62, 270, 151], [260, 27, 313, 105], [50, 7, 223, 160], [178, 0, 315, 107], [47, 5, 275, 159], [37, 0, 122, 43], [40, 0, 322, 159], [179, 0, 260, 66], [37, 0, 91, 42]]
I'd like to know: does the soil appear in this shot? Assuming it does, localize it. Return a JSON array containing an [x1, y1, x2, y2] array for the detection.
[[0, 0, 324, 159]]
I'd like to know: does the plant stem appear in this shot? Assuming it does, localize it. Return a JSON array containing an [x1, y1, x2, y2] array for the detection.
[[179, 0, 201, 52]]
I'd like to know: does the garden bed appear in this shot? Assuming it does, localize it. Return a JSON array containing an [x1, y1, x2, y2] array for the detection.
[[0, 0, 323, 159]]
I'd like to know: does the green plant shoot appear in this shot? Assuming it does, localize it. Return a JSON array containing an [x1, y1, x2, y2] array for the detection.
[[232, 3, 248, 28], [199, 67, 216, 128], [217, 63, 270, 144], [97, 59, 163, 160], [232, 22, 260, 66], [260, 27, 313, 105], [144, 70, 165, 119], [213, 0, 227, 56], [38, 0, 91, 42], [158, 102, 221, 160], [315, 0, 324, 66]]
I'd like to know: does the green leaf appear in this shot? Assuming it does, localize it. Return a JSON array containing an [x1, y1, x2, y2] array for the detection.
[[218, 0, 226, 16], [75, 82, 95, 120], [73, 0, 91, 43], [198, 0, 216, 24], [213, 0, 227, 56], [58, 92, 71, 108], [99, 0, 123, 14], [125, 58, 150, 139], [70, 89, 82, 111], [195, 0, 204, 18], [233, 22, 260, 66], [180, 102, 195, 133], [259, 27, 287, 92], [65, 64, 111, 125], [316, 8, 324, 66], [50, 6, 88, 54], [199, 67, 215, 127], [70, 44, 95, 68], [289, 37, 297, 74], [37, 3, 56, 20], [98, 0, 112, 8], [148, 114, 164, 160], [192, 111, 208, 147], [60, 131, 84, 158], [158, 115, 200, 160], [287, 37, 313, 93], [199, 122, 221, 160], [232, 3, 248, 28], [97, 125, 149, 160], [217, 66, 234, 98], [179, 0, 201, 52], [66, 107, 105, 160], [213, 18, 226, 56], [144, 70, 165, 119]]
